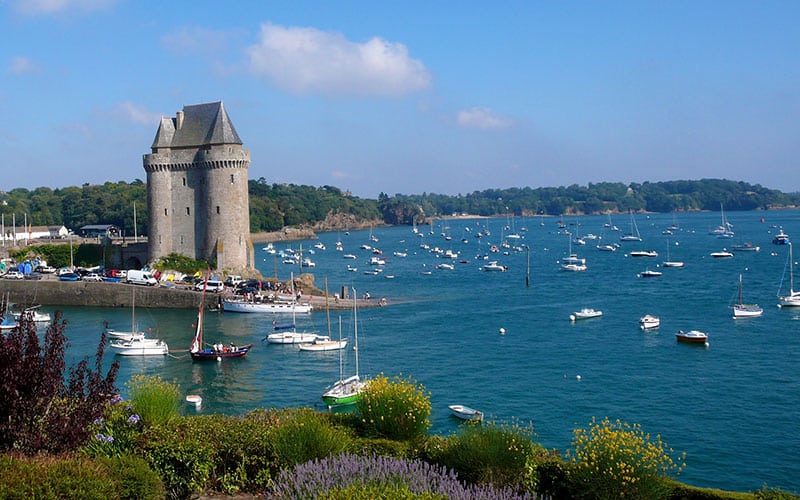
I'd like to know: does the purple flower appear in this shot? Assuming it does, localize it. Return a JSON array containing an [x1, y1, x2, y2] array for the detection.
[[93, 417, 104, 426], [127, 414, 140, 425], [94, 433, 114, 444], [110, 394, 124, 404]]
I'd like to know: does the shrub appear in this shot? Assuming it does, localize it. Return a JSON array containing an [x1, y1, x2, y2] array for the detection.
[[754, 486, 800, 500], [524, 452, 576, 500], [269, 453, 535, 499], [357, 374, 431, 441], [98, 454, 166, 500], [432, 419, 539, 490], [0, 312, 119, 454], [140, 414, 273, 497], [567, 416, 686, 500], [0, 453, 163, 499], [127, 374, 181, 427], [268, 408, 353, 469], [82, 395, 143, 458], [152, 253, 211, 274]]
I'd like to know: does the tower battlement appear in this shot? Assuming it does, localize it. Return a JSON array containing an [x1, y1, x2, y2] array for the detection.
[[143, 101, 254, 270]]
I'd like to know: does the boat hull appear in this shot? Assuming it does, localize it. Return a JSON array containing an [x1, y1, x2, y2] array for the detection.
[[448, 404, 483, 421], [191, 344, 253, 360], [223, 300, 312, 314], [676, 331, 708, 343]]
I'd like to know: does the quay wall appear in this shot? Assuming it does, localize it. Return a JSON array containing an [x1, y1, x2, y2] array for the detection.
[[0, 280, 217, 310]]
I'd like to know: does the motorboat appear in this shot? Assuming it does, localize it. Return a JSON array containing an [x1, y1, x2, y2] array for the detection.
[[710, 250, 734, 258], [676, 330, 708, 344], [639, 315, 660, 330], [630, 250, 658, 257], [436, 263, 455, 270], [773, 229, 790, 245], [570, 308, 602, 321], [596, 243, 618, 252], [732, 242, 760, 252], [638, 269, 662, 278], [12, 305, 51, 324], [561, 263, 587, 272], [448, 404, 484, 422], [481, 261, 507, 272]]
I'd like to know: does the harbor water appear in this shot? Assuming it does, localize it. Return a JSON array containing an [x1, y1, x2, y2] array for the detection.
[[51, 209, 799, 493]]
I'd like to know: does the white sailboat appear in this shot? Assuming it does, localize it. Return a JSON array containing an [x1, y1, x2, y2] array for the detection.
[[778, 243, 800, 308], [109, 288, 168, 355], [732, 274, 763, 318], [299, 278, 347, 351], [662, 239, 685, 268], [266, 273, 318, 343], [709, 203, 734, 238], [322, 288, 366, 406], [620, 211, 642, 242]]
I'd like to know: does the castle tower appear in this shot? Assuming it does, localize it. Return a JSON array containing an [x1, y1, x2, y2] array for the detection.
[[143, 101, 254, 270]]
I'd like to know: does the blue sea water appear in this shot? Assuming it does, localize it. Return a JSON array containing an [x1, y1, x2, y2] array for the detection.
[[54, 209, 800, 493]]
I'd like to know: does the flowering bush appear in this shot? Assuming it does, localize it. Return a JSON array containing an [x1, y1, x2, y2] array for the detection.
[[566, 416, 686, 500], [357, 374, 431, 441], [83, 395, 142, 458], [269, 453, 535, 499]]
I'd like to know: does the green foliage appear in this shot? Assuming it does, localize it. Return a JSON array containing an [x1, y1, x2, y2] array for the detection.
[[0, 312, 119, 454], [350, 437, 413, 458], [357, 374, 432, 441], [127, 374, 181, 427], [151, 253, 211, 275], [431, 419, 540, 489], [0, 453, 163, 500], [268, 408, 353, 469], [140, 413, 274, 497], [97, 454, 166, 500], [754, 485, 800, 500], [82, 395, 143, 458], [317, 482, 447, 499], [663, 478, 757, 499], [567, 416, 686, 500], [524, 452, 576, 499]]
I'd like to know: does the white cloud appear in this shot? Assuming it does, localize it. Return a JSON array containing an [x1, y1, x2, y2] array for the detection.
[[116, 101, 161, 125], [11, 0, 115, 15], [456, 107, 512, 130], [246, 23, 431, 97], [7, 56, 39, 75]]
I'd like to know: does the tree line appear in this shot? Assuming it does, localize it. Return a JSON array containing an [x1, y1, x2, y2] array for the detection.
[[1, 178, 797, 238]]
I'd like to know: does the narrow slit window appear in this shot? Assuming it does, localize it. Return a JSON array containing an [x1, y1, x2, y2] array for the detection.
[[230, 174, 235, 184], [216, 206, 220, 214]]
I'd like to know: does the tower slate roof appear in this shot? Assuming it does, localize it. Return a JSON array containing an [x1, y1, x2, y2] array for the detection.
[[151, 101, 243, 149]]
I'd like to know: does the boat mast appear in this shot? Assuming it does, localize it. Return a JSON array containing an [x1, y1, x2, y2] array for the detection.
[[353, 286, 359, 380]]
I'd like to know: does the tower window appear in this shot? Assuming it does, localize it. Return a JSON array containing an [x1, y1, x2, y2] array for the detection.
[[230, 174, 235, 184], [216, 206, 220, 214], [182, 177, 186, 186], [180, 235, 184, 245], [186, 207, 190, 215], [164, 208, 168, 216]]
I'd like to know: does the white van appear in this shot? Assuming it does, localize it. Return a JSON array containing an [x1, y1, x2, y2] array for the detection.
[[126, 269, 158, 286], [196, 280, 225, 293]]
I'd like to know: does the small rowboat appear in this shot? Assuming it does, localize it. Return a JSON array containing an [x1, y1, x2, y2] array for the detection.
[[448, 404, 484, 421], [570, 308, 602, 321], [185, 394, 202, 406]]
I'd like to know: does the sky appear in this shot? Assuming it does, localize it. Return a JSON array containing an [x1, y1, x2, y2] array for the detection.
[[1, 0, 799, 198]]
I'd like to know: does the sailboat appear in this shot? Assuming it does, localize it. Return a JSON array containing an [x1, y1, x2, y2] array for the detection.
[[266, 273, 318, 344], [662, 239, 685, 268], [322, 287, 366, 407], [299, 278, 347, 351], [778, 243, 800, 308], [190, 275, 253, 360], [732, 274, 763, 318], [109, 288, 168, 356], [709, 203, 734, 238], [561, 233, 587, 271], [620, 211, 642, 242]]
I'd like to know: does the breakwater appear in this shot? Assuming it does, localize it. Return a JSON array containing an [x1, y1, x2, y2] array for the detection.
[[0, 279, 218, 310]]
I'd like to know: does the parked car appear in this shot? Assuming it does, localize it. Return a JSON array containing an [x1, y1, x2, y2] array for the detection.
[[3, 271, 24, 280], [35, 265, 56, 274], [83, 273, 104, 282], [196, 280, 225, 293], [59, 272, 80, 281], [24, 272, 43, 281]]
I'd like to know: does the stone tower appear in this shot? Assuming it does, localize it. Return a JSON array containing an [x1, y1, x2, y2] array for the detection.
[[143, 101, 254, 270]]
